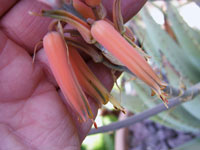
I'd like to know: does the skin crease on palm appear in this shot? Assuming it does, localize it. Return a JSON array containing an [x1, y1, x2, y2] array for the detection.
[[0, 0, 146, 149]]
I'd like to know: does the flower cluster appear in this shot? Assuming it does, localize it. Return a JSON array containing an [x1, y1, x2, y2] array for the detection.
[[39, 0, 167, 124]]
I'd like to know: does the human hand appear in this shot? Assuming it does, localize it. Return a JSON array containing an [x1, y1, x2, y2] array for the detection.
[[0, 0, 146, 149]]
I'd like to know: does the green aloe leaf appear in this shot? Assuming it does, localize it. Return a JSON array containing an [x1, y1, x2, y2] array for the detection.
[[166, 3, 200, 69], [131, 18, 182, 87], [129, 20, 163, 68], [139, 7, 200, 83], [134, 6, 200, 121]]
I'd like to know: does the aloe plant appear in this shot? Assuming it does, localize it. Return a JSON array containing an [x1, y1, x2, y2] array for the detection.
[[124, 2, 200, 132]]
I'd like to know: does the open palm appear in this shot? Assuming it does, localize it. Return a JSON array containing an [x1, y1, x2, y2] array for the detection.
[[0, 0, 146, 149]]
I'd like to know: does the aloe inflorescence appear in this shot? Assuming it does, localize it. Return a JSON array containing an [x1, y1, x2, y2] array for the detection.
[[34, 0, 168, 124]]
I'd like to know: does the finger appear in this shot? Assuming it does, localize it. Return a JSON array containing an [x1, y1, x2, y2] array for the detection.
[[36, 48, 58, 87], [0, 0, 18, 17], [102, 0, 147, 22], [0, 0, 52, 53], [0, 124, 29, 149]]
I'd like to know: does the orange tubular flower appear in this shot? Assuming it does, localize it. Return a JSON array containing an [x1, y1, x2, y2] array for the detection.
[[91, 20, 168, 103], [73, 0, 96, 20], [43, 31, 93, 122], [68, 46, 124, 111], [84, 0, 101, 7]]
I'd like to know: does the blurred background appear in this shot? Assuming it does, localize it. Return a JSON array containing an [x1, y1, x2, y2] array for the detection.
[[82, 0, 200, 150]]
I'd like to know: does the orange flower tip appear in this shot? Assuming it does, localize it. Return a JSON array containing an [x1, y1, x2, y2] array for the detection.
[[158, 80, 168, 87], [114, 106, 118, 110], [113, 103, 124, 112], [164, 102, 169, 109], [122, 110, 126, 114], [163, 93, 168, 97], [114, 106, 125, 113], [94, 122, 98, 129], [160, 86, 167, 90], [151, 90, 156, 96], [92, 119, 98, 129], [145, 55, 151, 60], [127, 77, 136, 82], [160, 95, 168, 104]]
